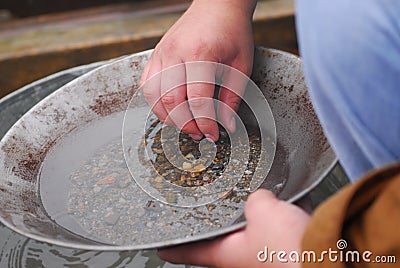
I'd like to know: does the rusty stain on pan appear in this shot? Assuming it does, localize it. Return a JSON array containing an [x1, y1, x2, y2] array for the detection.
[[0, 47, 336, 250]]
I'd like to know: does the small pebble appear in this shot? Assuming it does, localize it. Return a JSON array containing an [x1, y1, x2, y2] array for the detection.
[[153, 148, 163, 154], [66, 119, 265, 246], [182, 162, 192, 170], [203, 175, 210, 182], [117, 179, 131, 189], [244, 170, 253, 175], [136, 208, 146, 217], [206, 204, 216, 211], [93, 186, 102, 193], [103, 210, 120, 225], [273, 183, 284, 192], [192, 164, 206, 172]]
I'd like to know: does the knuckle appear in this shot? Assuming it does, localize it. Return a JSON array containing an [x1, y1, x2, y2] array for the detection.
[[159, 39, 178, 54], [161, 93, 177, 108], [186, 41, 212, 60], [189, 97, 209, 110], [142, 88, 157, 102], [192, 43, 208, 59]]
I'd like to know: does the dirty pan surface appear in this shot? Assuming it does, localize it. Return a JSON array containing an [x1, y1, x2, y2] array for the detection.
[[0, 47, 336, 251]]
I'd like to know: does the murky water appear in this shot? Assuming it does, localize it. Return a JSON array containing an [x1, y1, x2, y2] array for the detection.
[[0, 74, 203, 268], [0, 57, 348, 268], [38, 107, 255, 247], [39, 111, 135, 245]]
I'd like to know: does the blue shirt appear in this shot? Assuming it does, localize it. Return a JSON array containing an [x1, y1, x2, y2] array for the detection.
[[295, 0, 400, 181]]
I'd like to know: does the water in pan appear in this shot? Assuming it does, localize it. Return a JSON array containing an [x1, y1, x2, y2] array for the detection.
[[38, 109, 263, 246], [0, 73, 203, 268]]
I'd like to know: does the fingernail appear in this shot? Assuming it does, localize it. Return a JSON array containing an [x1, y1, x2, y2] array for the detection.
[[190, 133, 203, 140], [229, 117, 236, 132], [205, 134, 216, 142]]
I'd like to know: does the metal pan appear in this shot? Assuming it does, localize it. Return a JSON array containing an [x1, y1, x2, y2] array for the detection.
[[0, 47, 336, 251]]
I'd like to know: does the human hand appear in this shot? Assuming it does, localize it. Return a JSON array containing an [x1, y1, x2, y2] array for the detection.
[[141, 0, 256, 141], [158, 189, 310, 268]]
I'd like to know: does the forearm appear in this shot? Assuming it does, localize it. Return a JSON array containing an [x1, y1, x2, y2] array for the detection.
[[191, 0, 257, 18]]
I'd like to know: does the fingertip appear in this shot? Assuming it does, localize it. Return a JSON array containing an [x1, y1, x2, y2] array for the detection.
[[156, 241, 219, 267], [157, 248, 184, 265], [245, 189, 278, 222], [192, 115, 220, 142], [179, 120, 203, 139], [157, 248, 171, 261], [192, 116, 219, 142], [248, 189, 278, 206], [251, 188, 276, 199], [157, 246, 188, 264], [190, 133, 203, 140], [205, 132, 219, 142]]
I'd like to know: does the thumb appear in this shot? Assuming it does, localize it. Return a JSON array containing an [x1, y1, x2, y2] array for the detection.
[[244, 189, 280, 228]]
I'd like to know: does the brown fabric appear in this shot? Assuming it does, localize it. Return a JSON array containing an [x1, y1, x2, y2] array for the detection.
[[302, 162, 400, 267]]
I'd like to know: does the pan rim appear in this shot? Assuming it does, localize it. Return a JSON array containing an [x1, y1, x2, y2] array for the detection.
[[0, 47, 337, 251]]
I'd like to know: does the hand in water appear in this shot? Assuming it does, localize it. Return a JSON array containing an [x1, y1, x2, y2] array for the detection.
[[141, 0, 256, 141]]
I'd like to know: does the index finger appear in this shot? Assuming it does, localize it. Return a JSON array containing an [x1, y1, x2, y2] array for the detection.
[[158, 230, 246, 267], [218, 65, 250, 133], [160, 61, 202, 139], [186, 62, 219, 141]]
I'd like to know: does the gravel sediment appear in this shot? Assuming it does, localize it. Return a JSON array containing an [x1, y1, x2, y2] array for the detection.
[[67, 119, 262, 245]]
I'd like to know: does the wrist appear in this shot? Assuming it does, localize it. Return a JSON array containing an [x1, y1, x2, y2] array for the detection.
[[191, 0, 257, 18]]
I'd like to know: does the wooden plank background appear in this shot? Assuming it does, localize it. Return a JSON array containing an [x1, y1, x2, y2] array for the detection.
[[0, 0, 296, 97]]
